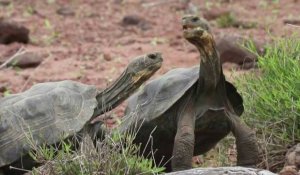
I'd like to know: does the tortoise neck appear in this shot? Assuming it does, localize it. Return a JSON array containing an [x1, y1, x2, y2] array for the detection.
[[196, 40, 222, 91], [93, 69, 134, 117]]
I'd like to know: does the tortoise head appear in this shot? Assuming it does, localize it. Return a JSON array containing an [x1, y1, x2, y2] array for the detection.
[[93, 52, 162, 117], [182, 15, 216, 60], [182, 15, 210, 33], [182, 15, 221, 89], [126, 52, 163, 84]]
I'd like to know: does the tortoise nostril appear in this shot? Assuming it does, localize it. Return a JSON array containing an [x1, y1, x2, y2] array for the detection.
[[148, 53, 157, 60]]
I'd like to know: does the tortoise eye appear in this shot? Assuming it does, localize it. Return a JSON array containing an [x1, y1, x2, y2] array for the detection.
[[148, 53, 157, 60], [191, 17, 199, 22]]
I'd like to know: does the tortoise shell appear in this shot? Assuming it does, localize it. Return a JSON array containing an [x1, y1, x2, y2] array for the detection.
[[122, 66, 243, 127], [0, 80, 97, 167]]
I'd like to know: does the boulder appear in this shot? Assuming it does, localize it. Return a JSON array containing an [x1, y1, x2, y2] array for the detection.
[[165, 167, 277, 175], [283, 144, 300, 172], [0, 20, 29, 44], [216, 35, 263, 69]]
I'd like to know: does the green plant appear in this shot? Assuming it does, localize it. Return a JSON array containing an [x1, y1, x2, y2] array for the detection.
[[216, 13, 236, 28], [237, 37, 300, 172], [41, 19, 60, 45], [28, 128, 165, 174], [23, 5, 36, 17], [3, 89, 11, 97], [216, 13, 257, 29]]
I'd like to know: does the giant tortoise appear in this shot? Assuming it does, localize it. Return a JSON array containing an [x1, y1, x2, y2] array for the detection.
[[120, 16, 259, 172], [0, 52, 163, 174]]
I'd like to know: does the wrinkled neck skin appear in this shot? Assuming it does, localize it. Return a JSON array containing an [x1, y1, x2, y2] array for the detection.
[[194, 39, 222, 92], [193, 38, 230, 110], [93, 69, 135, 118]]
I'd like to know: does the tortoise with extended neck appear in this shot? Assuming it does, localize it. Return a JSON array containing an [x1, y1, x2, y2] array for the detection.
[[120, 16, 259, 172], [0, 52, 162, 174]]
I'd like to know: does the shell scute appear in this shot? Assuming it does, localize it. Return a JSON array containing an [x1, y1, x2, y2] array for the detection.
[[124, 67, 198, 123]]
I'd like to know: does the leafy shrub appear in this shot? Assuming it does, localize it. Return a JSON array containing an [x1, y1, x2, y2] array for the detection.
[[237, 37, 300, 171]]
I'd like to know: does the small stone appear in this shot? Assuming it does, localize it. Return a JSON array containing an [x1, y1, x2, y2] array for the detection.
[[102, 52, 112, 61], [0, 84, 7, 93], [0, 20, 30, 44], [283, 18, 300, 25], [56, 6, 75, 16], [122, 15, 143, 26], [0, 52, 43, 69], [121, 14, 151, 30]]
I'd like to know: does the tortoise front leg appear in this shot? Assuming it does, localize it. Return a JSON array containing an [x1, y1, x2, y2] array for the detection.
[[226, 111, 259, 166], [172, 100, 196, 171]]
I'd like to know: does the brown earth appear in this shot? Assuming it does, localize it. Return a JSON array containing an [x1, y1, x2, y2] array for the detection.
[[1, 0, 299, 93], [0, 0, 299, 170]]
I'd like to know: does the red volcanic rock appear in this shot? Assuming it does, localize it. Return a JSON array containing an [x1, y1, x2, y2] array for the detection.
[[0, 20, 30, 44], [216, 35, 264, 69]]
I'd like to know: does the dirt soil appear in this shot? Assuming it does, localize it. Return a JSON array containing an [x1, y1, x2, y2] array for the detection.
[[0, 0, 299, 169]]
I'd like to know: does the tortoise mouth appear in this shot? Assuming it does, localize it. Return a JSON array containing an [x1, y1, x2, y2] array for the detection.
[[132, 61, 162, 84], [182, 24, 197, 30], [183, 26, 204, 40]]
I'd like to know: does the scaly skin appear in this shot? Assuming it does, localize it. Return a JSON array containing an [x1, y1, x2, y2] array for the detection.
[[174, 15, 259, 170]]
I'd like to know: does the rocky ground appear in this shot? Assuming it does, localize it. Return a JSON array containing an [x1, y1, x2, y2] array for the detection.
[[0, 0, 299, 171]]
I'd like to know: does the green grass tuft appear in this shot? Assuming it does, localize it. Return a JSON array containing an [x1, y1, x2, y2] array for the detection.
[[237, 37, 300, 171], [28, 129, 165, 175]]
